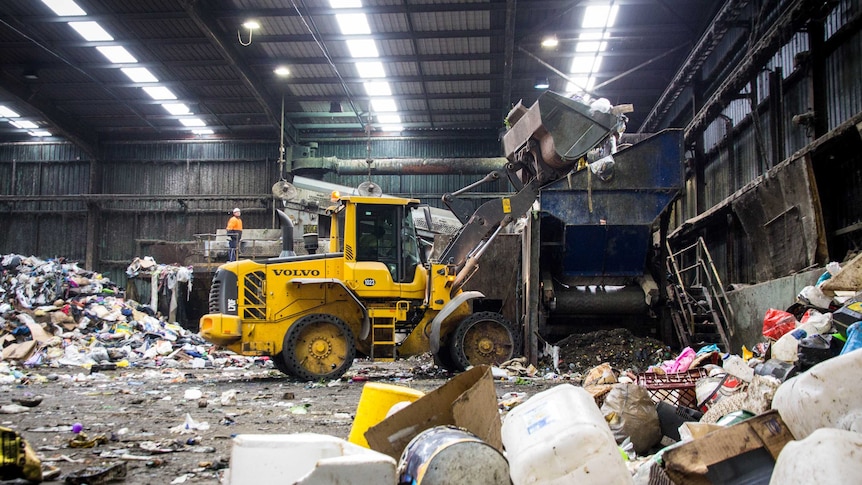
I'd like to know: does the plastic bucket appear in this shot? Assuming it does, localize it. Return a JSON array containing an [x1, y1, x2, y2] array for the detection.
[[397, 426, 510, 485], [348, 382, 425, 448]]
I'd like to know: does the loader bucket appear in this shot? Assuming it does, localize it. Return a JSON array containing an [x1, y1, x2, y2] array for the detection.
[[502, 91, 620, 172]]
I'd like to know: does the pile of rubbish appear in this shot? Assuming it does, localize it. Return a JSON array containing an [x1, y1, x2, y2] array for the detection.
[[0, 254, 219, 372], [216, 258, 862, 484]]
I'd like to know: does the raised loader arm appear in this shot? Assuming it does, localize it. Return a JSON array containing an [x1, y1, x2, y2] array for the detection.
[[438, 91, 623, 293]]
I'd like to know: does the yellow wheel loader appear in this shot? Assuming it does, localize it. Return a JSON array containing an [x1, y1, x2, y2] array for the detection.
[[200, 91, 624, 380]]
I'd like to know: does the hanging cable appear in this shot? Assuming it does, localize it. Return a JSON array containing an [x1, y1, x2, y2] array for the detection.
[[289, 0, 365, 130]]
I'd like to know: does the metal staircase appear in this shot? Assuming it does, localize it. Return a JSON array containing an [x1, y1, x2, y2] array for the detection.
[[666, 237, 734, 351]]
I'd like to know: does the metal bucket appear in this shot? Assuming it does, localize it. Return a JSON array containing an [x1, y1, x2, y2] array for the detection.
[[397, 426, 510, 485]]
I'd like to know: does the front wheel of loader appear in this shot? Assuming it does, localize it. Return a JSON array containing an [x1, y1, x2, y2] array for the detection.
[[449, 312, 519, 371], [282, 314, 356, 381]]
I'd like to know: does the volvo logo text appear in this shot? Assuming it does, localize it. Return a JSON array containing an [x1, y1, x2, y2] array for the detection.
[[273, 269, 321, 276]]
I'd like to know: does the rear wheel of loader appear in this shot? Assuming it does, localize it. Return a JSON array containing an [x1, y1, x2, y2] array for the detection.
[[282, 314, 356, 381], [449, 312, 519, 371]]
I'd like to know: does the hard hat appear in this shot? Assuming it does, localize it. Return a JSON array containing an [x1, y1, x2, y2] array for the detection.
[[233, 208, 241, 213]]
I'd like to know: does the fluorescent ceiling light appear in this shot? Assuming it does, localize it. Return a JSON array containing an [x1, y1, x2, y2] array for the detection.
[[346, 39, 378, 58], [161, 103, 191, 115], [96, 46, 137, 63], [0, 106, 20, 118], [570, 56, 594, 73], [364, 81, 391, 96], [356, 62, 385, 79], [142, 86, 177, 100], [29, 130, 53, 137], [11, 120, 39, 129], [41, 0, 86, 16], [179, 118, 206, 127], [371, 98, 397, 112], [273, 66, 290, 76], [534, 78, 550, 89], [330, 0, 362, 8], [541, 36, 559, 48], [192, 129, 214, 135], [68, 21, 113, 41], [336, 14, 371, 35], [379, 124, 404, 132], [376, 113, 401, 124], [582, 5, 619, 29], [121, 67, 158, 83]]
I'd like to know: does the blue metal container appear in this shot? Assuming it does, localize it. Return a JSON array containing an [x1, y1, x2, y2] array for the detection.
[[539, 129, 684, 278]]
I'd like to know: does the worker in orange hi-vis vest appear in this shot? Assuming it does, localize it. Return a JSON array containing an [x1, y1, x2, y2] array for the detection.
[[226, 208, 243, 261]]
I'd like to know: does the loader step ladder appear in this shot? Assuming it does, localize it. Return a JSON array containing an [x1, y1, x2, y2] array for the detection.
[[666, 237, 734, 352], [368, 303, 408, 362]]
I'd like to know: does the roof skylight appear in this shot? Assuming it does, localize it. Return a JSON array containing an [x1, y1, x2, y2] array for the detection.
[[121, 67, 158, 83], [143, 86, 177, 100], [68, 21, 113, 41], [333, 0, 402, 132], [356, 62, 386, 79], [0, 106, 20, 118], [41, 0, 86, 16], [97, 46, 137, 63], [364, 81, 392, 97], [179, 118, 206, 127], [582, 5, 619, 29], [161, 103, 191, 115], [336, 14, 371, 35], [11, 120, 39, 129], [41, 0, 211, 137], [346, 39, 378, 58], [566, 3, 619, 96]]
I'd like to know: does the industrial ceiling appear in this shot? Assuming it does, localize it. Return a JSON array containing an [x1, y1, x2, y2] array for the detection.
[[0, 0, 721, 154]]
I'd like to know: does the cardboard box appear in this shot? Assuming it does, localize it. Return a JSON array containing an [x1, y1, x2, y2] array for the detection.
[[365, 365, 501, 459], [663, 410, 794, 485]]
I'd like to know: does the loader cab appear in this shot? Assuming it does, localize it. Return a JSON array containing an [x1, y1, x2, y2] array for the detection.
[[332, 196, 426, 298]]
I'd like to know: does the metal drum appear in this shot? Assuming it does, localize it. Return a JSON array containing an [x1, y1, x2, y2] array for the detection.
[[397, 426, 510, 485]]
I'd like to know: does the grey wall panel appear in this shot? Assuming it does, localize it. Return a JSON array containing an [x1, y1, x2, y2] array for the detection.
[[101, 141, 278, 161], [0, 142, 88, 162], [101, 159, 275, 196], [0, 215, 86, 261]]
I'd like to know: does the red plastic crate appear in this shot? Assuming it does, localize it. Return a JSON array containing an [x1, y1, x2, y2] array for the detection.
[[637, 368, 709, 409]]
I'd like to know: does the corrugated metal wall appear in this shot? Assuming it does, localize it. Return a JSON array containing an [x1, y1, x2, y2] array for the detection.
[[674, 0, 862, 286], [0, 138, 505, 285]]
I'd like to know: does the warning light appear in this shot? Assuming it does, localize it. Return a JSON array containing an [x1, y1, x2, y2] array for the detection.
[[331, 190, 341, 201]]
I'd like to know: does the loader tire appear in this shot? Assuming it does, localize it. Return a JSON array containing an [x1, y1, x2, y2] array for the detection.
[[272, 353, 290, 375], [449, 312, 519, 371], [282, 314, 356, 381], [433, 332, 459, 372]]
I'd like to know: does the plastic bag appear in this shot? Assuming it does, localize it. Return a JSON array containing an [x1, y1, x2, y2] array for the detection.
[[762, 308, 797, 340], [601, 383, 661, 454], [798, 285, 833, 309], [661, 346, 695, 373], [797, 334, 834, 371]]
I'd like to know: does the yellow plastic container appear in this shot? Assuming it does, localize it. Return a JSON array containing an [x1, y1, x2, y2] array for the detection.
[[348, 382, 425, 448]]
